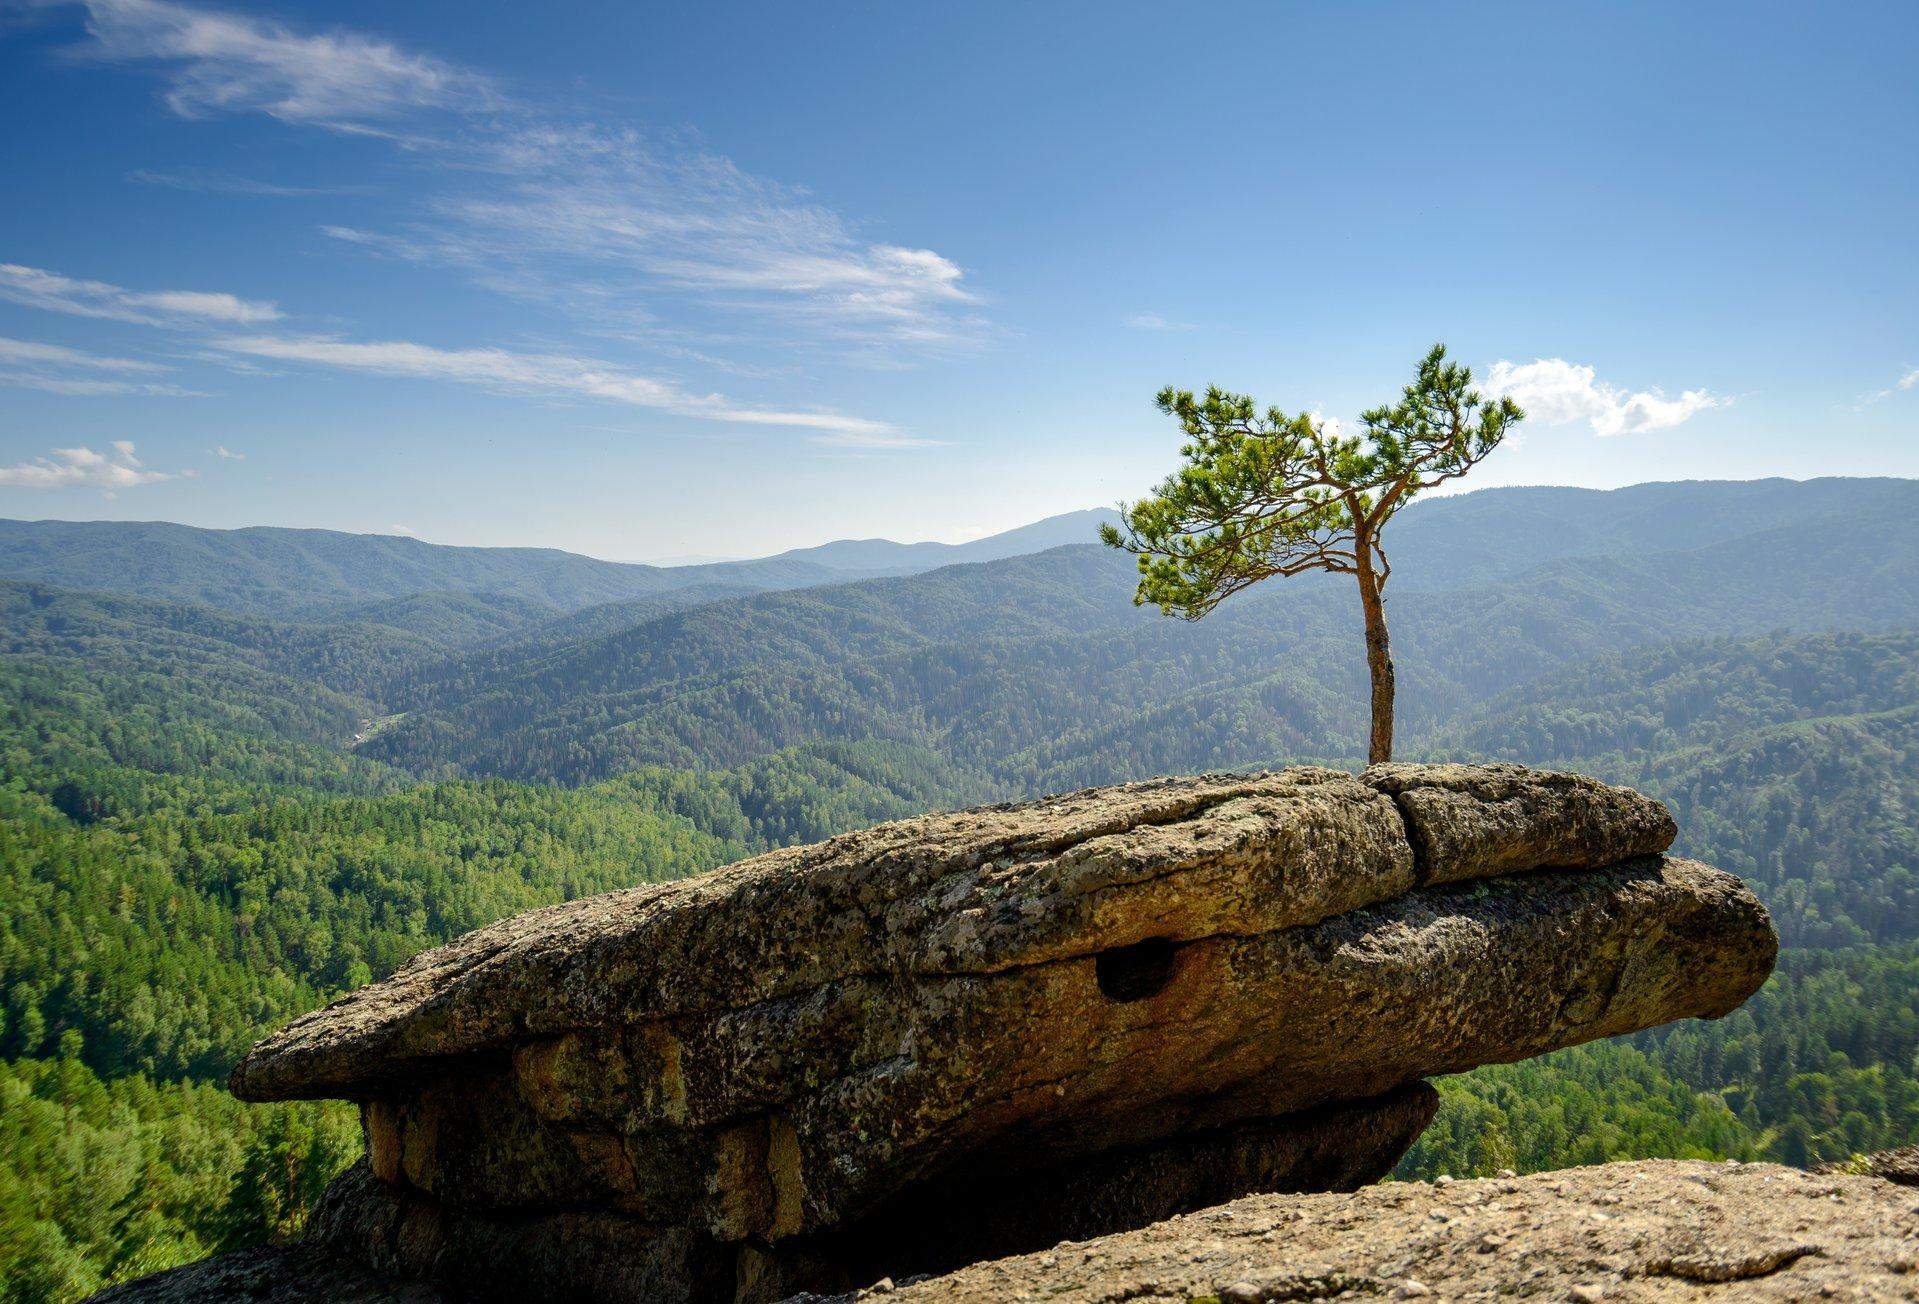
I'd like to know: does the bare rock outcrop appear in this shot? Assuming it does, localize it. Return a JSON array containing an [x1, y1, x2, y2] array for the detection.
[[99, 1162, 1919, 1302], [830, 1160, 1919, 1302], [208, 764, 1773, 1301]]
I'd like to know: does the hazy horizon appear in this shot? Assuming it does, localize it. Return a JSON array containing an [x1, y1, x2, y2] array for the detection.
[[7, 472, 1917, 562]]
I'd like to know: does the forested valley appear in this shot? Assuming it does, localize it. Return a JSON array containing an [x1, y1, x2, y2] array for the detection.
[[4, 478, 1918, 1301]]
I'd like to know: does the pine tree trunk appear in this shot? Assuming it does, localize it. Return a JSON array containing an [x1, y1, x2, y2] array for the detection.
[[1354, 553, 1395, 766]]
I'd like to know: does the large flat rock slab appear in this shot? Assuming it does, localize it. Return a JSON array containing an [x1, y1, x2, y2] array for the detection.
[[838, 1161, 1919, 1302], [232, 765, 1677, 1102], [213, 765, 1773, 1300]]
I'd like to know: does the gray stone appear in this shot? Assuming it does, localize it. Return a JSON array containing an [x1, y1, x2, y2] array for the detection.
[[207, 766, 1771, 1301], [1362, 762, 1677, 884]]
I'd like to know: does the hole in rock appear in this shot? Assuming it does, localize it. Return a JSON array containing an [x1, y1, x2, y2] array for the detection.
[[1095, 937, 1179, 1003]]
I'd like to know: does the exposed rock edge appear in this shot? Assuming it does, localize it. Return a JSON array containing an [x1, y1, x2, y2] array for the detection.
[[128, 765, 1779, 1301], [95, 1162, 1919, 1302]]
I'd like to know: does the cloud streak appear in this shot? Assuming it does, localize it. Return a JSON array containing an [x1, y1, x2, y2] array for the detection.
[[1126, 314, 1195, 332], [35, 0, 972, 429], [323, 124, 987, 356], [1480, 358, 1726, 437], [54, 1, 982, 356], [0, 262, 281, 325], [0, 334, 204, 396], [128, 167, 359, 197], [209, 334, 902, 437], [1857, 366, 1919, 408], [69, 0, 498, 128], [0, 440, 177, 490]]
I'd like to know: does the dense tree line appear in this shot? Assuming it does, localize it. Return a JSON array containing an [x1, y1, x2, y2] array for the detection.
[[361, 496, 1919, 788], [1436, 633, 1919, 946], [1401, 943, 1919, 1178], [0, 767, 741, 1082], [0, 1050, 357, 1304]]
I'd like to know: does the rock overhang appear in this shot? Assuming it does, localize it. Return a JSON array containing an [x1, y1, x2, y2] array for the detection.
[[219, 763, 1777, 1300], [229, 763, 1692, 1104]]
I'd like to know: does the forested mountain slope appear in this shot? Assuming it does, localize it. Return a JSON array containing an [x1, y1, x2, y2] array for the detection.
[[6, 477, 1919, 1300], [1378, 476, 1916, 589], [365, 486, 1919, 785], [0, 518, 695, 619], [0, 508, 1137, 633], [1432, 631, 1919, 948]]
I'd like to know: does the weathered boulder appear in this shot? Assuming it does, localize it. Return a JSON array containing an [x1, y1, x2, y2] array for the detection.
[[221, 764, 1775, 1301], [808, 1160, 1919, 1302]]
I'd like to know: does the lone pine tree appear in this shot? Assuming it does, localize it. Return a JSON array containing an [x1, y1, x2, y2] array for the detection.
[[1102, 344, 1523, 765]]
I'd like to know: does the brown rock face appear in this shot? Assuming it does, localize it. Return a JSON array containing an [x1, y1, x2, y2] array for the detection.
[[222, 765, 1775, 1301]]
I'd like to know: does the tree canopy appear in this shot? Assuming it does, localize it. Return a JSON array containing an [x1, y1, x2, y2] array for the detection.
[[1103, 343, 1523, 761]]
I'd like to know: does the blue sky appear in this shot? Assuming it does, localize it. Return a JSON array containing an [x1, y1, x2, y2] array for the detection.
[[1, 0, 1914, 559]]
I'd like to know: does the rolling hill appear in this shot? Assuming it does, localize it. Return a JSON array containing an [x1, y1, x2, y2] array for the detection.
[[0, 508, 1129, 633], [361, 479, 1919, 787]]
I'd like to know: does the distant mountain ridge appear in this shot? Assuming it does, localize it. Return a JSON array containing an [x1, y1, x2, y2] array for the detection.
[[0, 509, 1126, 631], [762, 507, 1123, 572], [8, 480, 1904, 629], [357, 478, 1919, 787]]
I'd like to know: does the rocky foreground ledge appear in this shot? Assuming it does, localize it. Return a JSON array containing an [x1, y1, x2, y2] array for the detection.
[[101, 1162, 1919, 1302], [810, 1160, 1919, 1302], [116, 765, 1780, 1301]]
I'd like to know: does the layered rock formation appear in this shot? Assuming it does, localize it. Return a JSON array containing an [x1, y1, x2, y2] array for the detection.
[[208, 764, 1774, 1301]]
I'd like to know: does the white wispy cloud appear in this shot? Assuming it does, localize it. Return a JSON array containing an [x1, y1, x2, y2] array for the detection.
[[0, 334, 203, 395], [0, 440, 177, 490], [40, 0, 979, 427], [1480, 358, 1726, 437], [128, 167, 357, 197], [0, 374, 204, 396], [68, 0, 498, 128], [1857, 366, 1919, 408], [1126, 313, 1195, 332], [55, 1, 981, 354], [0, 336, 167, 372], [210, 443, 243, 458], [321, 123, 987, 355], [0, 262, 281, 325], [209, 334, 903, 437]]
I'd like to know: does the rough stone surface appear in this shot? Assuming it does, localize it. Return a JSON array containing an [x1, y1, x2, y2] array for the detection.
[[206, 765, 1772, 1301], [757, 1084, 1441, 1295], [821, 1161, 1919, 1303], [299, 1085, 1440, 1302], [1363, 761, 1680, 884], [89, 1245, 441, 1303], [95, 1161, 1919, 1303], [232, 766, 1677, 1102]]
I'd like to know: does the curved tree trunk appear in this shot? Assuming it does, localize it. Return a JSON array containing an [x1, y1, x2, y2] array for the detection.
[[1354, 554, 1395, 766]]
